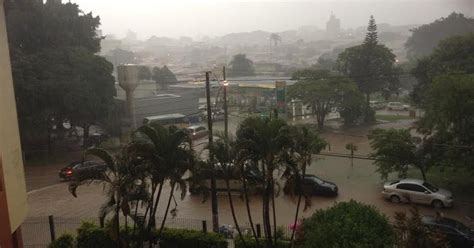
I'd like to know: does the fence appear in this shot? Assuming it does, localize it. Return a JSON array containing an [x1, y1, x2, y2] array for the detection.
[[22, 215, 205, 248], [22, 216, 296, 247]]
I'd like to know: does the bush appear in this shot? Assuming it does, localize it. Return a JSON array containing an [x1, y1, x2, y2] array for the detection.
[[158, 228, 228, 248], [49, 233, 75, 248], [301, 200, 395, 247], [76, 222, 116, 248], [235, 238, 290, 248]]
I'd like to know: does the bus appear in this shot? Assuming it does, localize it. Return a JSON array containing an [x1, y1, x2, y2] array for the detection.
[[143, 113, 189, 128]]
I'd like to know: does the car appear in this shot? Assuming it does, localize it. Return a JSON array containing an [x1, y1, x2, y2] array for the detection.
[[283, 174, 338, 197], [382, 178, 453, 208], [186, 125, 209, 140], [422, 215, 474, 247], [59, 161, 107, 181], [387, 101, 410, 111], [369, 100, 385, 110]]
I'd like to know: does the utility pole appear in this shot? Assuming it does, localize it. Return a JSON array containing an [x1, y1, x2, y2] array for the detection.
[[223, 66, 228, 138], [205, 71, 219, 232]]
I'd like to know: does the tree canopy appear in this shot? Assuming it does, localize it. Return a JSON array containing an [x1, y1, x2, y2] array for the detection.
[[228, 54, 256, 77], [417, 74, 474, 168], [336, 16, 399, 123], [288, 69, 360, 129], [152, 65, 178, 90], [301, 200, 394, 247], [405, 12, 474, 59], [6, 0, 116, 149], [411, 33, 474, 105]]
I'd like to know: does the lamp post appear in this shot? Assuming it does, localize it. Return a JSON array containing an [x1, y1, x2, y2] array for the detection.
[[117, 64, 140, 129], [223, 66, 229, 138]]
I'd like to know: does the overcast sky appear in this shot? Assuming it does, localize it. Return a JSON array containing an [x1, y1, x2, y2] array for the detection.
[[70, 0, 473, 39]]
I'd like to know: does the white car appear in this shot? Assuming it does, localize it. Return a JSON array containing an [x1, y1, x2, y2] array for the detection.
[[382, 178, 453, 208], [387, 102, 410, 111]]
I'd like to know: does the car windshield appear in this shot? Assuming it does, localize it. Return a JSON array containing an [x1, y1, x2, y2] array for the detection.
[[422, 182, 438, 192]]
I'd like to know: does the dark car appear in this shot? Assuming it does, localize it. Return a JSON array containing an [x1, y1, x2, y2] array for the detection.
[[59, 161, 107, 181], [422, 215, 474, 248], [284, 174, 338, 197]]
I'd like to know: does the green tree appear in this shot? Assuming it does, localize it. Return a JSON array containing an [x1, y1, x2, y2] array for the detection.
[[368, 128, 430, 180], [301, 200, 394, 248], [152, 65, 178, 90], [416, 74, 474, 169], [138, 66, 152, 80], [288, 70, 360, 130], [6, 0, 115, 151], [393, 206, 449, 248], [228, 54, 256, 77], [411, 33, 474, 105], [283, 126, 326, 247], [133, 123, 193, 246], [236, 117, 290, 248], [405, 12, 474, 59], [336, 16, 398, 122], [339, 88, 365, 126], [69, 145, 148, 247]]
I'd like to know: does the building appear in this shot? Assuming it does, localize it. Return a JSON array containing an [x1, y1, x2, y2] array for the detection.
[[0, 2, 27, 246], [326, 13, 341, 38]]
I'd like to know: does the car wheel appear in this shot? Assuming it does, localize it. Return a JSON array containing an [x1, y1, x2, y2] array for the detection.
[[432, 200, 444, 209], [388, 107, 392, 111], [390, 195, 401, 203]]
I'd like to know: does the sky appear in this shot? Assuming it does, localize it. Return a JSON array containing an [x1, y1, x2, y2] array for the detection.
[[70, 0, 474, 39]]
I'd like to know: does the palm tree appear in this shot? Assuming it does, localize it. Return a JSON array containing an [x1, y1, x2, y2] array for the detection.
[[208, 133, 248, 247], [69, 145, 148, 247], [283, 126, 326, 248], [133, 123, 194, 246], [236, 117, 291, 248]]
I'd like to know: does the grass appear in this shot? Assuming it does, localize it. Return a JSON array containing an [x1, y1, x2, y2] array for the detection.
[[375, 115, 415, 122], [407, 167, 474, 202]]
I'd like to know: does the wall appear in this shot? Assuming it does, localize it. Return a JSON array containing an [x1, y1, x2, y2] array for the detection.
[[0, 0, 28, 233]]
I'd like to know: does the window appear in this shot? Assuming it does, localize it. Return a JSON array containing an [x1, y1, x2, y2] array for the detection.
[[397, 183, 425, 192], [422, 182, 439, 192]]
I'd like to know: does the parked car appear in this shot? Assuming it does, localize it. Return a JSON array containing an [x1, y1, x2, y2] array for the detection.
[[369, 100, 385, 110], [283, 174, 338, 197], [387, 102, 410, 111], [186, 125, 209, 140], [422, 215, 474, 247], [59, 161, 106, 181], [382, 178, 453, 208]]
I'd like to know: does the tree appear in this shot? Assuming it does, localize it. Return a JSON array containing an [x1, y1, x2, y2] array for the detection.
[[228, 54, 256, 77], [138, 66, 151, 80], [152, 66, 178, 90], [393, 206, 449, 248], [207, 134, 248, 247], [300, 200, 394, 247], [283, 126, 326, 247], [69, 145, 148, 247], [416, 74, 474, 169], [236, 117, 291, 248], [133, 123, 193, 246], [336, 16, 398, 122], [368, 128, 430, 180], [6, 0, 116, 151], [339, 88, 365, 126], [411, 33, 474, 105], [405, 12, 474, 59], [288, 69, 360, 130]]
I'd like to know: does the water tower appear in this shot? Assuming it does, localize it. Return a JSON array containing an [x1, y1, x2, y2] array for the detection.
[[117, 64, 140, 128]]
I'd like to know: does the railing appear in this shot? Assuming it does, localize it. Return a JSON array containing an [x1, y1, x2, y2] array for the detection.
[[22, 215, 205, 247]]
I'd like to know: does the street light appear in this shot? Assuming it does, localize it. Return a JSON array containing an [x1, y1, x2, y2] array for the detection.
[[222, 67, 229, 138]]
